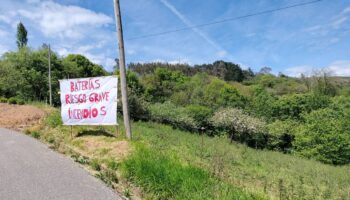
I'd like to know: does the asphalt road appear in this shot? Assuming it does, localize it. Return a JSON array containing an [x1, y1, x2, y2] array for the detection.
[[0, 128, 123, 200]]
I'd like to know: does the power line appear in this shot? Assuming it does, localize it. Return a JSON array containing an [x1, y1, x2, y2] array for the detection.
[[126, 0, 323, 41]]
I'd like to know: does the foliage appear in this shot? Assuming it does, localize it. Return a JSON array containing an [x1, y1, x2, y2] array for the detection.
[[267, 120, 297, 152], [210, 108, 267, 148], [185, 104, 213, 129], [16, 22, 28, 49], [245, 74, 307, 95], [148, 101, 198, 131], [203, 78, 246, 108], [272, 93, 330, 120], [143, 68, 187, 102], [124, 70, 149, 120], [248, 87, 276, 120], [45, 110, 63, 128], [295, 108, 350, 165], [1, 48, 107, 105], [0, 97, 8, 103], [129, 60, 254, 82], [8, 97, 22, 104], [62, 54, 107, 78]]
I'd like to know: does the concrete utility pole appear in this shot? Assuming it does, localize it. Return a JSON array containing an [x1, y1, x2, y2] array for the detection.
[[113, 0, 132, 139], [48, 44, 52, 106]]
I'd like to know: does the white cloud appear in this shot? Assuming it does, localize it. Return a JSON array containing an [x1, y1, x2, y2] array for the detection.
[[331, 17, 348, 29], [0, 44, 9, 56], [284, 65, 314, 77], [216, 50, 227, 58], [285, 60, 350, 77], [127, 49, 136, 55], [17, 1, 112, 39], [328, 60, 350, 76]]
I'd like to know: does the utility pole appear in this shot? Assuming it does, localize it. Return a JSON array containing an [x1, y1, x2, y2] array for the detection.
[[113, 0, 132, 139], [48, 44, 52, 106]]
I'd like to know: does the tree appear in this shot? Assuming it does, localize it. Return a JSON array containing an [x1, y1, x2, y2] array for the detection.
[[259, 66, 272, 75], [62, 54, 107, 78], [295, 108, 350, 165], [210, 108, 267, 148], [16, 22, 28, 49]]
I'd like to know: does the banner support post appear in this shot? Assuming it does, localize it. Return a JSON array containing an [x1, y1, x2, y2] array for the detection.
[[70, 125, 73, 139]]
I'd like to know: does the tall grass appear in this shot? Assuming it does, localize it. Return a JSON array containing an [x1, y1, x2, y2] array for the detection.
[[122, 145, 265, 200], [131, 121, 350, 199]]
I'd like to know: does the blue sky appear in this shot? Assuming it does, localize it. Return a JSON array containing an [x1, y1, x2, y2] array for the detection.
[[0, 0, 349, 76]]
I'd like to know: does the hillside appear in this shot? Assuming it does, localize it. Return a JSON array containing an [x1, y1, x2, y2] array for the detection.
[[2, 48, 350, 199], [19, 106, 349, 200]]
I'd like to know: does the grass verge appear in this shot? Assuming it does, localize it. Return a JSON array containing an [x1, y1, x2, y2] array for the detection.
[[24, 107, 350, 199]]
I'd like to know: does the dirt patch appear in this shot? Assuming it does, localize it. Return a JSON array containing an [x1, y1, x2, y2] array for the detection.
[[0, 103, 46, 130], [74, 137, 130, 160]]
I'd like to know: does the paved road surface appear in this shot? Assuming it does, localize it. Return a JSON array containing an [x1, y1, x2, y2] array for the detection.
[[0, 128, 123, 200]]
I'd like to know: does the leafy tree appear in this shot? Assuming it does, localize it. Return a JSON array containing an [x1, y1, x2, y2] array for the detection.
[[210, 108, 267, 148], [203, 78, 246, 108], [295, 108, 350, 165], [249, 87, 276, 120], [185, 104, 213, 130], [0, 60, 21, 97], [259, 66, 272, 75], [16, 22, 28, 49], [143, 68, 187, 102], [267, 120, 297, 152], [62, 54, 107, 78], [148, 101, 198, 131], [272, 93, 330, 120], [311, 70, 337, 96]]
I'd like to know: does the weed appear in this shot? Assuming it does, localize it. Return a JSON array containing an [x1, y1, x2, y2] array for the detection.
[[90, 159, 101, 171], [123, 188, 131, 198], [46, 110, 62, 128], [31, 131, 40, 139], [96, 168, 118, 188]]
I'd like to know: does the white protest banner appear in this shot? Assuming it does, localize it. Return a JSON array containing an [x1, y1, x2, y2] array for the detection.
[[59, 76, 118, 125]]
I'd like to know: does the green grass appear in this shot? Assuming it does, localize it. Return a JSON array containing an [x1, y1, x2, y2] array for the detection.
[[35, 110, 350, 199], [122, 145, 264, 200], [130, 121, 350, 200]]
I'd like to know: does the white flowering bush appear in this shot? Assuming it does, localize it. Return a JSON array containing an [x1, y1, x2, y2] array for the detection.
[[210, 108, 267, 147]]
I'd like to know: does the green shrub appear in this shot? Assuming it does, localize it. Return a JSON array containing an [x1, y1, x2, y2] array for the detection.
[[211, 108, 267, 148], [185, 104, 213, 128], [148, 101, 198, 131], [121, 145, 264, 200], [90, 159, 101, 171], [272, 93, 330, 120], [295, 108, 350, 165], [17, 99, 25, 105], [267, 120, 297, 152], [203, 78, 246, 108], [8, 97, 18, 104], [31, 131, 40, 139], [0, 97, 8, 103], [46, 110, 62, 128]]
